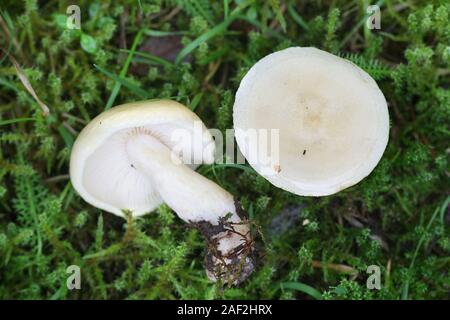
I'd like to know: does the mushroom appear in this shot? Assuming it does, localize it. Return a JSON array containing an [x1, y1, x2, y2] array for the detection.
[[70, 100, 255, 284], [233, 47, 389, 196]]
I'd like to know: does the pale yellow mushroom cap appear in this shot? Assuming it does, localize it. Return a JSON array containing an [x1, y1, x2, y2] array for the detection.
[[233, 47, 390, 196], [70, 100, 215, 217]]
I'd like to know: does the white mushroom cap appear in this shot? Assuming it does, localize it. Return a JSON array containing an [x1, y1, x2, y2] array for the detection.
[[70, 100, 215, 217], [233, 47, 389, 196]]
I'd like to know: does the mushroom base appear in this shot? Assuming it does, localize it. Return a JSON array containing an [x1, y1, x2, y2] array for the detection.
[[190, 201, 256, 285]]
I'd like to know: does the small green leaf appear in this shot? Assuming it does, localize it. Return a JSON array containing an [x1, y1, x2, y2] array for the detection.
[[98, 17, 114, 28], [246, 6, 257, 20], [89, 3, 101, 19], [53, 14, 67, 29], [80, 33, 97, 54]]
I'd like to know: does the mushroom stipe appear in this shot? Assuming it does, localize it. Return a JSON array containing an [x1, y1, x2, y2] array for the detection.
[[190, 200, 256, 286]]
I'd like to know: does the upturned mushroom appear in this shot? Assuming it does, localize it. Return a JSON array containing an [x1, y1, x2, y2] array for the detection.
[[70, 100, 255, 284], [233, 47, 389, 196]]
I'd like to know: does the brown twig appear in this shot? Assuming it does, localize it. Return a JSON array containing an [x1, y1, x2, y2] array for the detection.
[[0, 12, 22, 59], [312, 260, 359, 280], [44, 174, 70, 183], [0, 48, 50, 116]]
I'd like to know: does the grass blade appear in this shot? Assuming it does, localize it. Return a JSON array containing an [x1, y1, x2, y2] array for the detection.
[[57, 124, 74, 148], [142, 29, 187, 37], [0, 117, 34, 126], [401, 197, 449, 300], [94, 64, 149, 99], [1, 49, 50, 115], [287, 3, 310, 31], [280, 282, 323, 300], [120, 49, 173, 68], [174, 1, 253, 64], [175, 16, 236, 64], [189, 92, 203, 111], [105, 29, 144, 109]]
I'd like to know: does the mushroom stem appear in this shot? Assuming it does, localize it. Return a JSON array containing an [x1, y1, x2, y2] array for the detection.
[[126, 134, 255, 284]]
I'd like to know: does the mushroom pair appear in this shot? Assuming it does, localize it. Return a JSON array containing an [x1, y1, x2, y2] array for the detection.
[[70, 47, 389, 285]]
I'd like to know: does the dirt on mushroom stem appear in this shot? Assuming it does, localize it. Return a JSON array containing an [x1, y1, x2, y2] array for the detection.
[[189, 200, 257, 286]]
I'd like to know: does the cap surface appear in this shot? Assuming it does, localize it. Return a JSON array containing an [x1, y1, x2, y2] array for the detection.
[[70, 100, 215, 217], [233, 47, 389, 196]]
